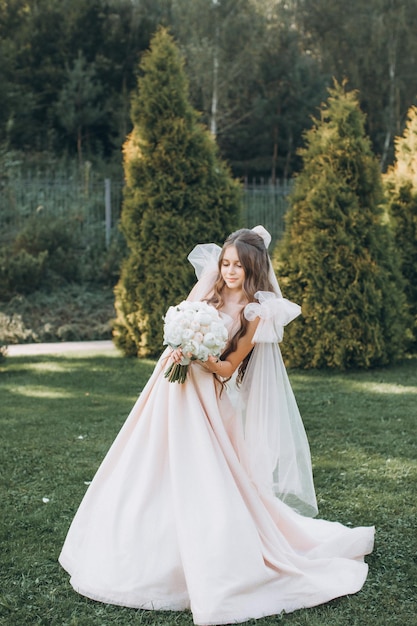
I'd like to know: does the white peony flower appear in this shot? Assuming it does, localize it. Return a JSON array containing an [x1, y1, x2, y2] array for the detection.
[[193, 332, 204, 344], [203, 332, 217, 348], [197, 345, 210, 361], [181, 328, 195, 341], [195, 311, 213, 326]]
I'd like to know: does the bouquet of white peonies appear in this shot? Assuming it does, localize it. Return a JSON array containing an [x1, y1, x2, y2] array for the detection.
[[163, 300, 228, 383]]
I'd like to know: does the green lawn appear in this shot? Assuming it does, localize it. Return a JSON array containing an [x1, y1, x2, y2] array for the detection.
[[0, 350, 416, 626]]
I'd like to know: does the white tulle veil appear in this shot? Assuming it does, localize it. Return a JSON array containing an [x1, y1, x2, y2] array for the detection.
[[187, 226, 318, 517]]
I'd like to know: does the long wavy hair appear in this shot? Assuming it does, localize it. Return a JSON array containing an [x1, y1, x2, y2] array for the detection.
[[207, 229, 275, 384]]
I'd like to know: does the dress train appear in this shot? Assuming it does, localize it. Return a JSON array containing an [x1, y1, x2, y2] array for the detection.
[[59, 351, 374, 625]]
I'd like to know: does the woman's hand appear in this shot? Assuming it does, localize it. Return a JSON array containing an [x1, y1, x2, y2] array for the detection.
[[171, 347, 183, 364], [200, 354, 220, 372]]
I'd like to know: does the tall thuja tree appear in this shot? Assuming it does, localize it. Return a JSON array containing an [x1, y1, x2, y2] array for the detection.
[[385, 106, 417, 350], [114, 28, 240, 357], [275, 82, 408, 369]]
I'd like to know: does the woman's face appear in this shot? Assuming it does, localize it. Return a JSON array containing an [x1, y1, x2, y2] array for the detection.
[[221, 245, 245, 291]]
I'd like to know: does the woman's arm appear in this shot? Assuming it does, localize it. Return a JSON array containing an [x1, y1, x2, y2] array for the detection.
[[201, 317, 260, 378], [186, 284, 214, 302]]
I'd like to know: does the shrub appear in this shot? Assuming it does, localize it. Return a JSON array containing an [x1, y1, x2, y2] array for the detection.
[[0, 248, 48, 297], [384, 106, 417, 351], [0, 285, 114, 344], [275, 82, 409, 369], [79, 230, 127, 286], [13, 214, 81, 283], [0, 312, 37, 344], [113, 28, 241, 357]]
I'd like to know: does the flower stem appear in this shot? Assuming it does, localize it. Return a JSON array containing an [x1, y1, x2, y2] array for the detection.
[[164, 363, 189, 384]]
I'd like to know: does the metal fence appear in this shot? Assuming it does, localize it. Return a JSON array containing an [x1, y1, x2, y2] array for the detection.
[[242, 179, 292, 248], [0, 177, 291, 249], [0, 175, 124, 247]]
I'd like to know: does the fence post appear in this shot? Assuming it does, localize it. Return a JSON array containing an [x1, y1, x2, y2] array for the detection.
[[105, 178, 111, 248]]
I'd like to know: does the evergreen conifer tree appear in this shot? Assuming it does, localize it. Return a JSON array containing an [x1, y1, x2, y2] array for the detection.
[[275, 82, 408, 369], [385, 106, 417, 350], [113, 28, 240, 357]]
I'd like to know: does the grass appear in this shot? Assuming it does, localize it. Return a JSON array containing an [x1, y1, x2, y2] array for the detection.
[[0, 350, 416, 626]]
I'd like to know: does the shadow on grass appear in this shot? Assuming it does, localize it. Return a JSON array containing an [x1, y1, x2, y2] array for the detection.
[[290, 356, 417, 462]]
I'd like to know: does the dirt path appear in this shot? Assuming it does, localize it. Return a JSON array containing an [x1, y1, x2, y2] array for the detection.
[[6, 340, 117, 356]]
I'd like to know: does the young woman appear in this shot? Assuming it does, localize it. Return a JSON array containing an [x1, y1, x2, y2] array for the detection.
[[59, 226, 374, 625]]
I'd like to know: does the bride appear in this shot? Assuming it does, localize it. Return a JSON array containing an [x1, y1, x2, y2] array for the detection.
[[59, 226, 374, 625]]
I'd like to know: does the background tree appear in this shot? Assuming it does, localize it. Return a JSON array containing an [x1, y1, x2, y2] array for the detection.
[[385, 105, 417, 350], [171, 0, 325, 180], [295, 0, 417, 168], [113, 27, 241, 357], [225, 0, 326, 180], [2, 0, 417, 179], [275, 82, 408, 369], [55, 52, 106, 163], [0, 0, 159, 157], [170, 1, 264, 149]]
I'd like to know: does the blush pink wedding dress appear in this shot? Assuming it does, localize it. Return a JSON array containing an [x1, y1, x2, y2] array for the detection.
[[59, 239, 374, 625]]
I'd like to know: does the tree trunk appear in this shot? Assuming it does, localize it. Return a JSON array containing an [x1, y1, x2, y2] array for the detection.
[[284, 130, 293, 180], [272, 124, 278, 184], [380, 53, 396, 172], [210, 23, 219, 137], [77, 126, 83, 165]]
